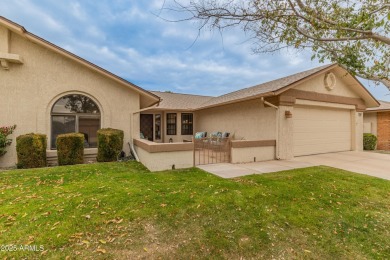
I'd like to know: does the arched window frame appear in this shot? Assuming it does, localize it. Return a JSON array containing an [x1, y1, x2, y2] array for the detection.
[[50, 94, 101, 149]]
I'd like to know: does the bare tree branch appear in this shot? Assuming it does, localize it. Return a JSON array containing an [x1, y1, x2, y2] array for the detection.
[[167, 0, 390, 90]]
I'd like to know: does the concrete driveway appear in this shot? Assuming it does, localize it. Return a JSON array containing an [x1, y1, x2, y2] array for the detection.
[[197, 151, 390, 180]]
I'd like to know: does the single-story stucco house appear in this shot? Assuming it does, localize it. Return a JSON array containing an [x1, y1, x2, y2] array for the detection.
[[364, 101, 390, 150], [0, 16, 160, 168], [0, 16, 381, 171]]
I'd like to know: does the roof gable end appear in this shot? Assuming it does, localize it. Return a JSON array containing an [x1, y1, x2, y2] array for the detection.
[[195, 64, 379, 110], [0, 16, 160, 108]]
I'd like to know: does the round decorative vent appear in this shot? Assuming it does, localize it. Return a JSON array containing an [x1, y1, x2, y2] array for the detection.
[[324, 72, 336, 90]]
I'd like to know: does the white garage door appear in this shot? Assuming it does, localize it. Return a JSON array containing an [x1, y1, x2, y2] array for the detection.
[[293, 106, 352, 156]]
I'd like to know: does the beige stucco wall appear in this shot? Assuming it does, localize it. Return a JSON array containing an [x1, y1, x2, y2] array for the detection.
[[363, 112, 377, 135], [196, 99, 277, 140], [277, 105, 294, 159], [294, 68, 360, 98], [231, 146, 275, 163], [135, 145, 193, 171], [0, 27, 141, 167]]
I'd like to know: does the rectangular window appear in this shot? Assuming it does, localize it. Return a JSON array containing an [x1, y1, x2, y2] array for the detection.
[[181, 113, 193, 135], [51, 116, 76, 149], [166, 113, 177, 135], [51, 115, 100, 149]]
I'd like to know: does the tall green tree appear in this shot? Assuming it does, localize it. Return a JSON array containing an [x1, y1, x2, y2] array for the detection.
[[173, 0, 390, 88]]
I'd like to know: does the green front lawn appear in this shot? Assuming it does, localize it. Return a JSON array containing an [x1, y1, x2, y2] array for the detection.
[[0, 162, 389, 259]]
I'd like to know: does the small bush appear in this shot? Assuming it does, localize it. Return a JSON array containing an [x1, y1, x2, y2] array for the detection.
[[97, 128, 124, 162], [16, 133, 47, 169], [0, 125, 16, 157], [57, 133, 84, 166], [363, 133, 377, 150]]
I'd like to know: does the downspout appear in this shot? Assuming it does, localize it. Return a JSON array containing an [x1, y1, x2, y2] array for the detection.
[[129, 113, 140, 162], [128, 141, 140, 162], [130, 98, 162, 162], [261, 97, 280, 160]]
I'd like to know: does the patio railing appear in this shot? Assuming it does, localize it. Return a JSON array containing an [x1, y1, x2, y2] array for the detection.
[[194, 137, 231, 165]]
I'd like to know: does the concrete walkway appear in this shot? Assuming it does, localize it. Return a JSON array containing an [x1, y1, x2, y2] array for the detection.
[[197, 151, 390, 180]]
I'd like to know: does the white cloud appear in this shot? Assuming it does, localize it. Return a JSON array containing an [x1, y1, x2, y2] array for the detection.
[[70, 2, 87, 21], [86, 26, 106, 40], [1, 0, 387, 100], [8, 0, 70, 34]]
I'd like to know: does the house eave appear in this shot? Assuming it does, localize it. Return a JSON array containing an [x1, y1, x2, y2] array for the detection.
[[364, 109, 390, 113], [194, 92, 276, 111]]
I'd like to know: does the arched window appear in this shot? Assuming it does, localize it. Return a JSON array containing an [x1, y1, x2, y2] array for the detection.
[[51, 94, 101, 149]]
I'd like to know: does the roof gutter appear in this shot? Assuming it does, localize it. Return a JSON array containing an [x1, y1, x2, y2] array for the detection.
[[261, 97, 278, 109], [133, 105, 160, 114], [365, 109, 390, 113], [146, 98, 162, 108]]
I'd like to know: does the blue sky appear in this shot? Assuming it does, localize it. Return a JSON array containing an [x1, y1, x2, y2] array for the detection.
[[1, 0, 389, 100]]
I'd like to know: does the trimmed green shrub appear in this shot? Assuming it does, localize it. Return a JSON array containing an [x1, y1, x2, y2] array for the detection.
[[363, 133, 377, 150], [16, 133, 47, 169], [56, 133, 84, 166], [97, 128, 124, 162]]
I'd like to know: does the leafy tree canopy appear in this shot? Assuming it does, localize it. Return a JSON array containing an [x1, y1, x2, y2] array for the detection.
[[63, 95, 99, 114], [172, 0, 390, 88]]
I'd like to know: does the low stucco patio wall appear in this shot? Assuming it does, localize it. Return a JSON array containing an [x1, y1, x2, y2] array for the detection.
[[134, 139, 194, 171], [231, 140, 276, 163], [46, 148, 98, 166]]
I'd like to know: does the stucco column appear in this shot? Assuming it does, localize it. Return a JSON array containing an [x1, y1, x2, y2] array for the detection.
[[276, 106, 294, 160], [277, 105, 294, 160], [0, 27, 10, 52], [352, 110, 363, 151], [132, 113, 140, 141]]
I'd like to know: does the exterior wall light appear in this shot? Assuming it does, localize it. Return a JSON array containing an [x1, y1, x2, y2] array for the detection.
[[285, 110, 292, 118]]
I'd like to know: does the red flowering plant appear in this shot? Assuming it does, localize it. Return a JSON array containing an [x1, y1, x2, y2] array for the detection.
[[0, 125, 16, 157]]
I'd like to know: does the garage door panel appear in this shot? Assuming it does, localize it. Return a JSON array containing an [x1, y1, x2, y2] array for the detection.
[[294, 110, 348, 120], [294, 143, 351, 155], [294, 131, 351, 140], [294, 125, 351, 133], [295, 111, 350, 118], [294, 136, 351, 145], [294, 115, 350, 120], [294, 115, 348, 120], [293, 107, 352, 156]]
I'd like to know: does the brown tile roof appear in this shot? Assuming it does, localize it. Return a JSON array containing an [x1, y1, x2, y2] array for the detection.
[[151, 91, 213, 110], [366, 100, 390, 112], [151, 64, 336, 110], [198, 64, 334, 109]]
